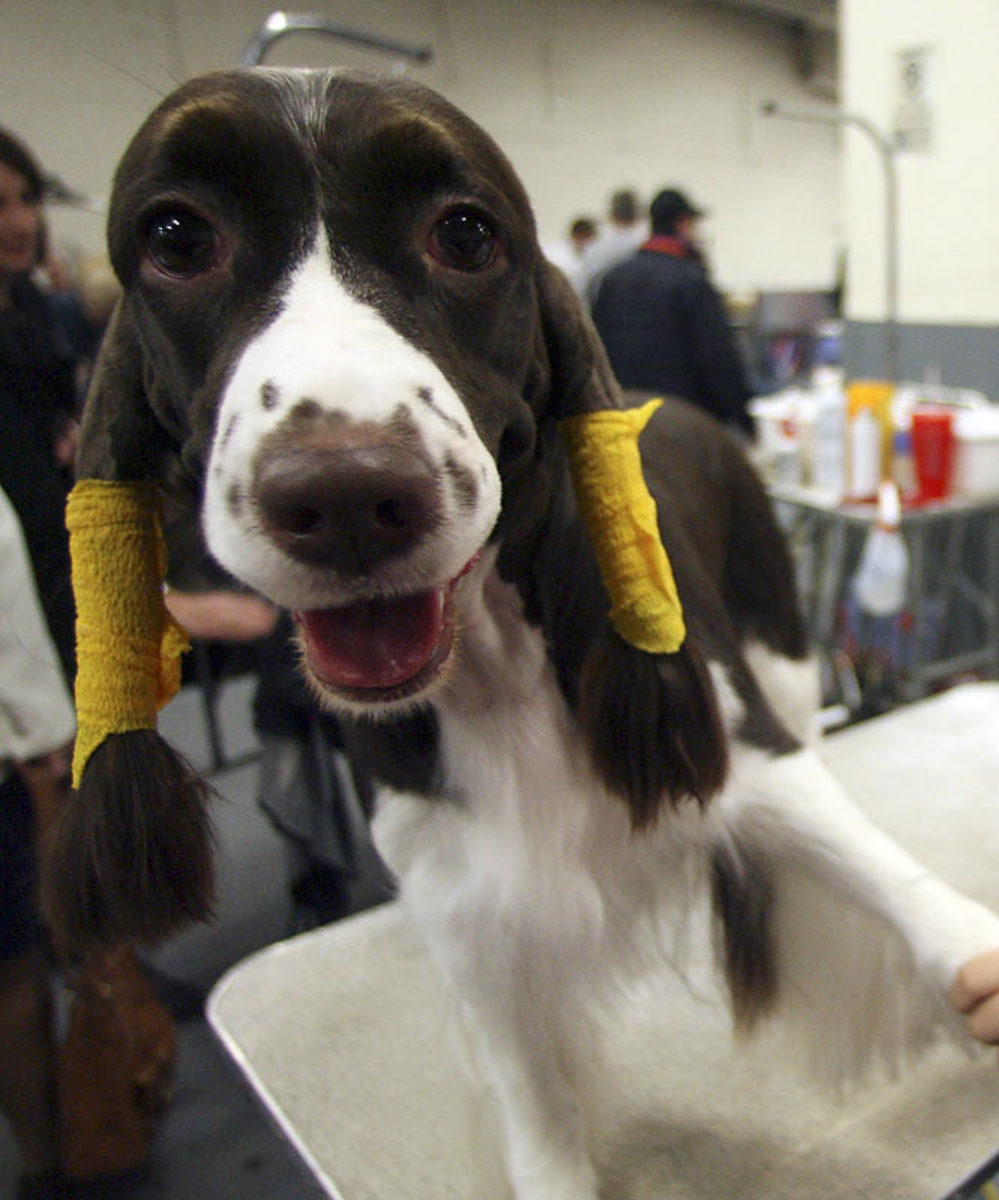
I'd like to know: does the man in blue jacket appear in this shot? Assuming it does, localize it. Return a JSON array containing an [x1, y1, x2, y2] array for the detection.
[[591, 187, 753, 436]]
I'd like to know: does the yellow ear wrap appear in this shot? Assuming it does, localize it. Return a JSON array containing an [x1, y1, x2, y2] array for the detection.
[[559, 398, 686, 655], [66, 479, 190, 786]]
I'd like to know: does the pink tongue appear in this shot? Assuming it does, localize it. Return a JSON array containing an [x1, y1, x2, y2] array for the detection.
[[298, 591, 445, 690]]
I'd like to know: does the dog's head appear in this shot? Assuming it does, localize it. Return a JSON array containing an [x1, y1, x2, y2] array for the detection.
[[51, 69, 724, 949], [82, 67, 606, 710]]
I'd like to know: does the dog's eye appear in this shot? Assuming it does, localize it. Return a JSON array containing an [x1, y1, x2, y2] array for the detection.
[[428, 209, 498, 272], [145, 209, 219, 277]]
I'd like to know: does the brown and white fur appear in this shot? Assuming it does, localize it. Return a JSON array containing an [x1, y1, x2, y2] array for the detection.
[[49, 69, 999, 1200]]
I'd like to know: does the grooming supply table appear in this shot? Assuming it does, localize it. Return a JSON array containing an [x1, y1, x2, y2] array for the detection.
[[771, 486, 999, 706], [208, 683, 999, 1200]]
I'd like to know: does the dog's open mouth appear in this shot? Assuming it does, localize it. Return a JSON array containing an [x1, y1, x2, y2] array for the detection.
[[295, 556, 479, 702]]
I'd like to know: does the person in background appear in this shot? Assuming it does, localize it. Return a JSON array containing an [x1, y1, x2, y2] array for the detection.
[[543, 215, 598, 297], [252, 613, 396, 930], [0, 486, 76, 1200], [0, 128, 79, 681], [581, 187, 649, 307], [591, 186, 753, 437], [47, 251, 122, 409], [163, 587, 278, 646], [0, 130, 79, 470]]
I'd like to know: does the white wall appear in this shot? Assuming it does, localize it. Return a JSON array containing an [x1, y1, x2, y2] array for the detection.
[[842, 0, 999, 325], [2, 0, 841, 295]]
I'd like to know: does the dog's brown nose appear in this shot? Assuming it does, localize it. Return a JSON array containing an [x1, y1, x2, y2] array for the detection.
[[254, 441, 441, 572]]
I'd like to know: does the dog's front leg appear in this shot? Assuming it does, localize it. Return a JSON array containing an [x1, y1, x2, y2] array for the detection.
[[376, 809, 601, 1198], [452, 968, 600, 1200], [726, 744, 999, 1032]]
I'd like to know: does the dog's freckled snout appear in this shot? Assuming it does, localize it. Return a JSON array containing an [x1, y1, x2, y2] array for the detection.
[[254, 440, 441, 572]]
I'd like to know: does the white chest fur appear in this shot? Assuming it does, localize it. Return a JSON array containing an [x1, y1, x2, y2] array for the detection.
[[371, 554, 708, 978]]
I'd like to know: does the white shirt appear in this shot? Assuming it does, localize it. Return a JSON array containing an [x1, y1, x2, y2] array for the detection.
[[580, 221, 650, 307], [0, 485, 76, 765], [542, 239, 590, 297]]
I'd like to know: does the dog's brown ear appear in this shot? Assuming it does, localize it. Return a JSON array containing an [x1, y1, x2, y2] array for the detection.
[[532, 260, 728, 824], [535, 260, 623, 423], [42, 302, 217, 953], [72, 303, 176, 483], [43, 731, 216, 950], [577, 629, 728, 826]]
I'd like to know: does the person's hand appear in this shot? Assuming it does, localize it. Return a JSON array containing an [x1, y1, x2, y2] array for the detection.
[[53, 417, 80, 468], [164, 588, 278, 642], [950, 948, 999, 1046]]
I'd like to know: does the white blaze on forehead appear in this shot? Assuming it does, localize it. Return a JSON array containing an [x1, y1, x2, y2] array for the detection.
[[203, 231, 501, 609]]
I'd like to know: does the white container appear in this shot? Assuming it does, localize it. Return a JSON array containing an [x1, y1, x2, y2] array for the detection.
[[953, 407, 999, 497], [749, 393, 801, 484], [848, 407, 881, 501], [852, 481, 909, 616], [812, 386, 845, 500]]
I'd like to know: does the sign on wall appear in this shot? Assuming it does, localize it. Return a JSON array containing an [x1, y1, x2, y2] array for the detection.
[[893, 45, 935, 153]]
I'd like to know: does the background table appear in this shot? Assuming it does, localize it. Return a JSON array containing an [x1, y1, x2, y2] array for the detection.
[[772, 486, 999, 712]]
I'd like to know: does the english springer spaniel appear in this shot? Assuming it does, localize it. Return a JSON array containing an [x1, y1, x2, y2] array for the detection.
[[48, 69, 999, 1200]]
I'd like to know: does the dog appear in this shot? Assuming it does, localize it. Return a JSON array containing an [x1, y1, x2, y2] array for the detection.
[[48, 68, 999, 1200]]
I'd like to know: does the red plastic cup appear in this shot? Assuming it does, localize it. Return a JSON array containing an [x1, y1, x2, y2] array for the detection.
[[911, 408, 955, 502]]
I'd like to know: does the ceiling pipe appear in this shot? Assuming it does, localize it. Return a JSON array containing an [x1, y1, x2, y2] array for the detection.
[[762, 100, 899, 383], [242, 11, 432, 68]]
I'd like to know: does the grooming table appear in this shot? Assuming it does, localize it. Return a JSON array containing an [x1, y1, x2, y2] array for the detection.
[[208, 683, 999, 1200]]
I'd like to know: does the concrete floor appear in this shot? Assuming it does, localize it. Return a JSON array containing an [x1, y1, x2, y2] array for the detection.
[[1, 669, 384, 1200]]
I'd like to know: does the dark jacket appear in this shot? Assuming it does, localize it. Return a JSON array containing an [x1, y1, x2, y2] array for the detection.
[[0, 275, 78, 681], [591, 236, 752, 434]]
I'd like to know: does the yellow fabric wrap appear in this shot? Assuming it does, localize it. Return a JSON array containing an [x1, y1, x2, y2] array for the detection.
[[559, 398, 685, 654], [67, 479, 190, 786]]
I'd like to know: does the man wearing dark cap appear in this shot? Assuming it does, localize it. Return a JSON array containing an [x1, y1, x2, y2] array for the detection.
[[592, 186, 753, 436]]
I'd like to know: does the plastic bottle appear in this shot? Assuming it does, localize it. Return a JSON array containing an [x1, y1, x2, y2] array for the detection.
[[852, 480, 909, 616], [892, 427, 916, 501], [846, 381, 894, 502], [812, 385, 845, 500], [848, 407, 881, 501]]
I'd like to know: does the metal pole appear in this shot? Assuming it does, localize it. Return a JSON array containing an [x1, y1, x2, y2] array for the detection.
[[242, 11, 433, 68], [761, 101, 900, 383]]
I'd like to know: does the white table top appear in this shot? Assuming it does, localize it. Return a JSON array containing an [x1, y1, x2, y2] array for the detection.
[[209, 683, 999, 1200]]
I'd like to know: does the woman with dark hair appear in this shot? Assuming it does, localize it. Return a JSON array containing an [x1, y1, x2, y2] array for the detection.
[[0, 127, 77, 1200], [0, 127, 77, 679]]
